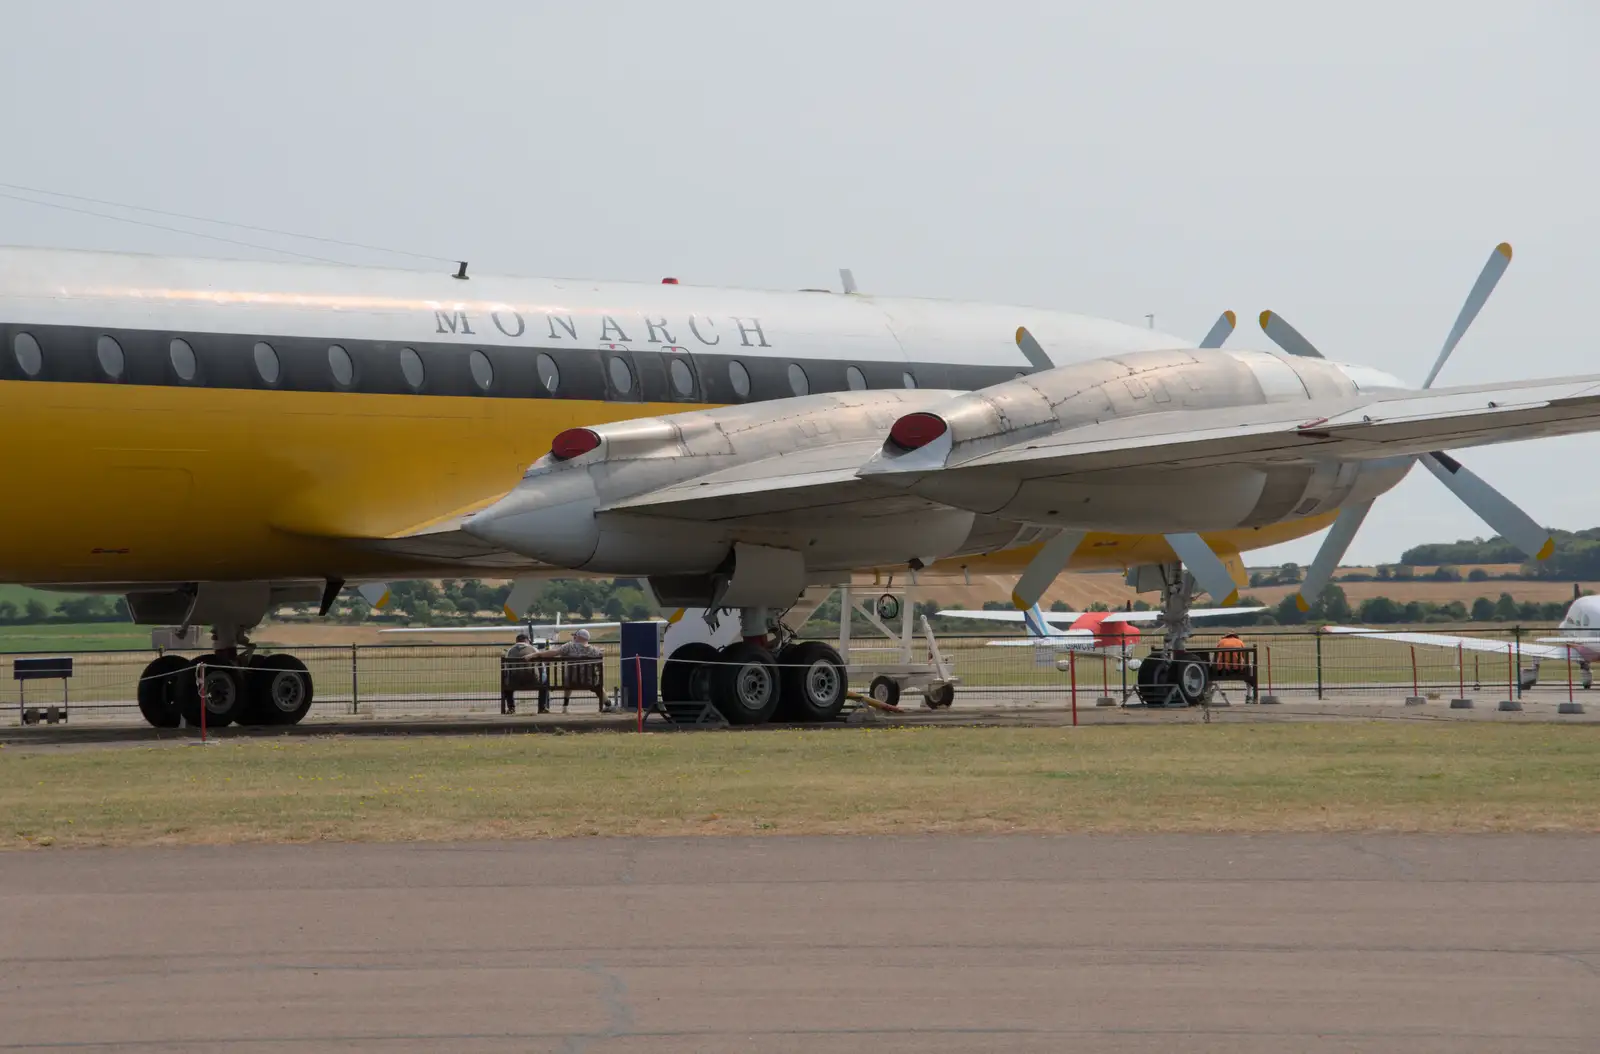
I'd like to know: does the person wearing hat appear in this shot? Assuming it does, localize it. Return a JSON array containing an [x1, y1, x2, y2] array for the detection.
[[533, 627, 605, 712]]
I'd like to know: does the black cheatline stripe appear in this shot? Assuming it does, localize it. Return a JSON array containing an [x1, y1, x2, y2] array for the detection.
[[0, 322, 1033, 403]]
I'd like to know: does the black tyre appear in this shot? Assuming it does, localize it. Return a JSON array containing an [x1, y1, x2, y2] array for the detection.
[[776, 642, 847, 722], [247, 654, 314, 725], [662, 642, 718, 703], [868, 675, 901, 708], [709, 642, 780, 725], [1173, 656, 1211, 706], [923, 681, 955, 709], [1135, 657, 1172, 706], [136, 654, 189, 728], [177, 658, 250, 728]]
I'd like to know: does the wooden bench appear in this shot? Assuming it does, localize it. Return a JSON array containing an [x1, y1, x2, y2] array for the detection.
[[501, 655, 605, 713]]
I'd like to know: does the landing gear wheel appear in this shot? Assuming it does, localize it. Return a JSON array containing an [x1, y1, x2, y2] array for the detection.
[[247, 654, 314, 725], [662, 642, 718, 703], [868, 675, 901, 708], [177, 658, 249, 728], [136, 654, 189, 728], [1173, 655, 1211, 706], [923, 681, 955, 709], [1135, 657, 1173, 707], [776, 642, 847, 722], [709, 642, 780, 725]]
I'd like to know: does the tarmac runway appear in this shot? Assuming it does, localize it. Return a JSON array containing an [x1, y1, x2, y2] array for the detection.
[[3, 835, 1598, 1052]]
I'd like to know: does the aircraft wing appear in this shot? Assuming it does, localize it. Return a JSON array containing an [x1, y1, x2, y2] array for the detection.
[[380, 620, 624, 636], [937, 607, 1260, 623], [1323, 626, 1574, 661], [600, 375, 1600, 525]]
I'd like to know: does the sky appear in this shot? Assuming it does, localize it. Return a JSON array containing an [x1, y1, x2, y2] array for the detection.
[[0, 1, 1595, 566]]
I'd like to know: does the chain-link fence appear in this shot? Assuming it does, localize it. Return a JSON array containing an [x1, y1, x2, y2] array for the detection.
[[0, 627, 1579, 724]]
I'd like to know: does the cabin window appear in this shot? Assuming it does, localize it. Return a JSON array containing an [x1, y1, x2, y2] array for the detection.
[[12, 332, 41, 377], [169, 338, 197, 382], [607, 356, 633, 394], [902, 371, 917, 389], [400, 347, 425, 390], [328, 344, 354, 387], [253, 342, 280, 385], [469, 350, 494, 391], [729, 360, 751, 398], [669, 357, 695, 397], [536, 352, 559, 393], [846, 365, 867, 391], [97, 335, 125, 380], [787, 363, 809, 396]]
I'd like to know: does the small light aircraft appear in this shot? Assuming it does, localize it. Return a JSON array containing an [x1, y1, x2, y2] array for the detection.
[[1326, 592, 1600, 689], [938, 602, 1261, 657]]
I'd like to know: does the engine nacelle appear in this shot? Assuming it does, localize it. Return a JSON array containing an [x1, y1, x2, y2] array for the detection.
[[867, 348, 1412, 531], [462, 389, 974, 583]]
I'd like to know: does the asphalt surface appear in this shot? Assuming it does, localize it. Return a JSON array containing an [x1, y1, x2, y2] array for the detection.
[[2, 835, 1597, 1051]]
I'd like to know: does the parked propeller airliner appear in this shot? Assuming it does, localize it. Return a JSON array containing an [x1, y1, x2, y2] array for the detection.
[[1, 241, 1590, 724]]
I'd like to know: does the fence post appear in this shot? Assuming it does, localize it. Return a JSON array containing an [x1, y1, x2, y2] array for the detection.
[[1260, 644, 1280, 705], [1514, 626, 1523, 700], [1069, 652, 1077, 726], [1405, 645, 1425, 705], [1315, 630, 1324, 700], [1451, 641, 1473, 708], [1557, 643, 1586, 714], [635, 654, 645, 732], [350, 643, 360, 715], [1498, 641, 1521, 711]]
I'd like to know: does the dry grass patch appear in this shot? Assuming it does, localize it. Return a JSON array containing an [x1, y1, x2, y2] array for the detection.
[[3, 723, 1598, 848]]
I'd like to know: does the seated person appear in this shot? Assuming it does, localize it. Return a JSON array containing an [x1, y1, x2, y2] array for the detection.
[[501, 633, 541, 714], [534, 627, 607, 713]]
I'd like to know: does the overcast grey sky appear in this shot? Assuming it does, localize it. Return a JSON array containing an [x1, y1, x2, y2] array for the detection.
[[2, 1, 1595, 565]]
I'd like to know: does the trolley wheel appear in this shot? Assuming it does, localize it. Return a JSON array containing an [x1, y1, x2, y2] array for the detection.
[[661, 642, 718, 703], [923, 681, 955, 709], [776, 641, 847, 722], [136, 654, 189, 728], [247, 654, 314, 725], [867, 675, 901, 708], [709, 642, 780, 725]]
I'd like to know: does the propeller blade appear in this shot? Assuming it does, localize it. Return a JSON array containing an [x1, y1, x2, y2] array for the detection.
[[1421, 242, 1512, 389], [1421, 451, 1554, 561], [1257, 310, 1325, 359], [1294, 501, 1373, 612], [502, 578, 540, 622], [357, 583, 392, 611], [1197, 310, 1236, 349], [1162, 532, 1240, 606], [1015, 326, 1055, 370], [1011, 529, 1086, 609]]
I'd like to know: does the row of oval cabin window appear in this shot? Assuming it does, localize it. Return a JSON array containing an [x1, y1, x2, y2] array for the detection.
[[10, 333, 920, 396]]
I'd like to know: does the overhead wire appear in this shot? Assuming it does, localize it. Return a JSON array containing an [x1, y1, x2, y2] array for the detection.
[[0, 180, 456, 268]]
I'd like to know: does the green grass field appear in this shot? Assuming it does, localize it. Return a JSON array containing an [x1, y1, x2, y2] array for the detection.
[[3, 724, 1596, 848]]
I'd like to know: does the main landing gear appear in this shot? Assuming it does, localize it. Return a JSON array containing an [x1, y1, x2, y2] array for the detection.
[[1133, 561, 1213, 707], [661, 610, 848, 726], [135, 633, 314, 729]]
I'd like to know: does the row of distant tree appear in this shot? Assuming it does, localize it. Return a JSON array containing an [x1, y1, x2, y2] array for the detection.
[[0, 594, 129, 625], [1398, 528, 1600, 580]]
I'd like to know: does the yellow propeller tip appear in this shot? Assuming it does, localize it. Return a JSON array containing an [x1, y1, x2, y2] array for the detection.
[[1293, 594, 1310, 613], [1496, 242, 1513, 259], [1011, 591, 1029, 610], [1536, 537, 1555, 561], [667, 607, 686, 624], [502, 605, 519, 622], [1014, 326, 1029, 346], [1258, 310, 1274, 329], [1223, 309, 1237, 327], [1222, 590, 1240, 608]]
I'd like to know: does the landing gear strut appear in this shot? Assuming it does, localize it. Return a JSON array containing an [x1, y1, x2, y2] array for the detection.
[[1135, 562, 1211, 707], [660, 607, 847, 725]]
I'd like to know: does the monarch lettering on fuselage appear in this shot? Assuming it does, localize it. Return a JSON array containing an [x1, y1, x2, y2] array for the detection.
[[434, 308, 770, 349]]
